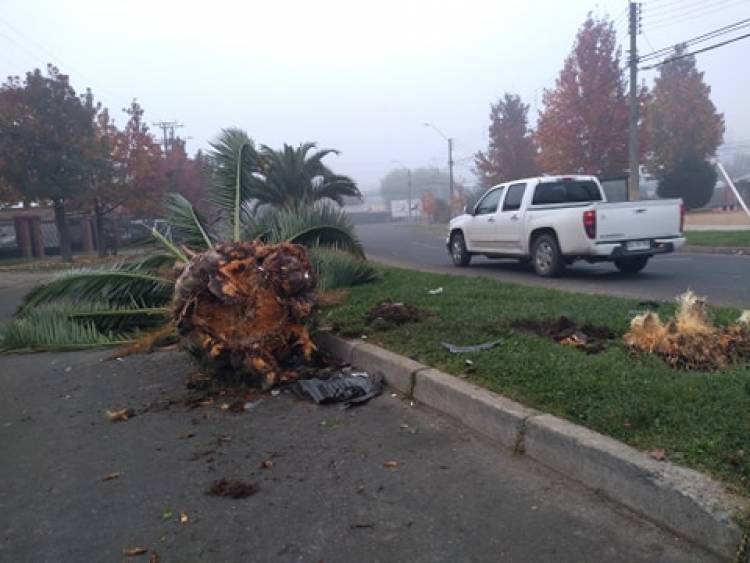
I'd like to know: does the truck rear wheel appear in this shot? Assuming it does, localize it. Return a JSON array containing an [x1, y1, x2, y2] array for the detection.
[[532, 233, 564, 277], [614, 255, 650, 274], [450, 232, 471, 267]]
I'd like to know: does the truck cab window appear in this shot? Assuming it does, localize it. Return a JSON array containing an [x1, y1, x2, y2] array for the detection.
[[475, 188, 504, 215], [533, 180, 602, 205], [502, 183, 526, 211]]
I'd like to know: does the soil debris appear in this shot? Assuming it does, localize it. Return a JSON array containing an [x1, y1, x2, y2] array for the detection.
[[101, 472, 121, 481], [106, 408, 136, 422], [512, 316, 614, 354], [365, 300, 427, 326], [624, 291, 750, 370], [648, 448, 667, 462], [207, 478, 259, 499]]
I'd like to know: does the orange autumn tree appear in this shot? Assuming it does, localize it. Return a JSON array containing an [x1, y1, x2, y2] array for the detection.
[[535, 14, 636, 177]]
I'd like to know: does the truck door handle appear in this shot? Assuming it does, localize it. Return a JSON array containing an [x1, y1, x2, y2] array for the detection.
[[510, 214, 519, 221], [487, 217, 496, 223]]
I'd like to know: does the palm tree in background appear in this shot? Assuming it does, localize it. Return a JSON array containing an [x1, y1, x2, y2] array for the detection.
[[249, 142, 361, 211]]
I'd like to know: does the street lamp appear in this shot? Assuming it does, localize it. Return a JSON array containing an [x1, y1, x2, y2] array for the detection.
[[423, 122, 454, 214], [392, 160, 413, 222]]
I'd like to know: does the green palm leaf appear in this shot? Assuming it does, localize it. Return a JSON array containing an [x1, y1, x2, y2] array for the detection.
[[165, 193, 214, 251], [206, 128, 259, 239], [241, 203, 364, 257], [308, 247, 378, 290], [1, 305, 134, 352], [20, 265, 175, 311]]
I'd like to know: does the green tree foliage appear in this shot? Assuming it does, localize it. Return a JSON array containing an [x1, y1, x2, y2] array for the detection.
[[0, 65, 98, 261], [474, 93, 539, 187], [646, 45, 724, 208], [658, 156, 718, 209]]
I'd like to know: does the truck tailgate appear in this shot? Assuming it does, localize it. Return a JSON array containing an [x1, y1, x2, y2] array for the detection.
[[595, 199, 682, 241]]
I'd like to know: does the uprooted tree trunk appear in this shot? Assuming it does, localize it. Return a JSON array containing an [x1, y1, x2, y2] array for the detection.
[[174, 241, 317, 388]]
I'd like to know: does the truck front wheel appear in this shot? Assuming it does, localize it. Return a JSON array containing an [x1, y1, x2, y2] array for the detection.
[[532, 233, 564, 277], [614, 255, 650, 274], [450, 232, 471, 267]]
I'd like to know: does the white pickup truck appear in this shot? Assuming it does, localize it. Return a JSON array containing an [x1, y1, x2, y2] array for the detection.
[[447, 175, 685, 276]]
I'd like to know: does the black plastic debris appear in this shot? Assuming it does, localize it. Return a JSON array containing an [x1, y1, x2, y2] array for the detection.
[[441, 340, 502, 353], [292, 372, 384, 406]]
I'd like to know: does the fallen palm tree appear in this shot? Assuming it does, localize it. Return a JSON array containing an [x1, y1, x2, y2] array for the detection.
[[2, 130, 377, 372], [624, 291, 750, 370]]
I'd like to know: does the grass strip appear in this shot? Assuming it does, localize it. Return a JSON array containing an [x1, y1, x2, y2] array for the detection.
[[323, 265, 750, 497]]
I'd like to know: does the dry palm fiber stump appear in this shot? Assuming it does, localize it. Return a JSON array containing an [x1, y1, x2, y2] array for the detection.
[[174, 241, 317, 388], [624, 290, 750, 370]]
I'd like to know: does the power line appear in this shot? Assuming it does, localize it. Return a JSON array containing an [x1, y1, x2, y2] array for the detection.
[[646, 0, 746, 30], [639, 17, 750, 61], [640, 31, 750, 69], [644, 0, 732, 18]]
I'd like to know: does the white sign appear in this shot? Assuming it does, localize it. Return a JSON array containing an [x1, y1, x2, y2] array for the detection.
[[390, 199, 422, 219]]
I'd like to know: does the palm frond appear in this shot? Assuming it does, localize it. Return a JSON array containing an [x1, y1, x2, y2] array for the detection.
[[165, 193, 214, 251], [0, 306, 134, 352], [244, 204, 364, 256], [130, 252, 181, 272], [151, 227, 188, 263], [311, 174, 361, 206], [206, 128, 259, 236], [20, 265, 175, 312], [251, 143, 360, 210], [308, 247, 379, 290], [66, 302, 171, 331]]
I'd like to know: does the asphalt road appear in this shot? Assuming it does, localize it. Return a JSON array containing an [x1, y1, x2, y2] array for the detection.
[[356, 222, 750, 308], [0, 349, 714, 562]]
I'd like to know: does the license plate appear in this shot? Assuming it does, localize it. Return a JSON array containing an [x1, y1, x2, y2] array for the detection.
[[626, 240, 650, 251]]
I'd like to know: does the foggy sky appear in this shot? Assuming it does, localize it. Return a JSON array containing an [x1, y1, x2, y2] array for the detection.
[[1, 0, 748, 193]]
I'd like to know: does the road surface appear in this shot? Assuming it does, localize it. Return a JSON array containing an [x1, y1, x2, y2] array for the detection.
[[0, 348, 714, 562], [0, 276, 717, 562], [356, 222, 750, 308]]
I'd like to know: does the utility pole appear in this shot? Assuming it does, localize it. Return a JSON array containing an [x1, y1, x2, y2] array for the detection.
[[424, 122, 456, 214], [448, 138, 455, 210], [407, 168, 413, 222], [153, 120, 184, 154], [628, 1, 641, 201]]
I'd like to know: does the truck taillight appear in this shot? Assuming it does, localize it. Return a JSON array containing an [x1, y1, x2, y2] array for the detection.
[[583, 210, 596, 239], [679, 202, 685, 233]]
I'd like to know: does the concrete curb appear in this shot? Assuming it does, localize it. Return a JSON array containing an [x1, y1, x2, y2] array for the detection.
[[680, 245, 749, 256], [316, 332, 749, 560]]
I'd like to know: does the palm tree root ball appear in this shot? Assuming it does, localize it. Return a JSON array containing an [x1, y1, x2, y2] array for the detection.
[[174, 240, 317, 388]]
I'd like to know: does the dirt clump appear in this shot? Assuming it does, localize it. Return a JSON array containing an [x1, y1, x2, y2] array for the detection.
[[207, 478, 259, 499], [512, 316, 615, 354], [365, 300, 428, 326]]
